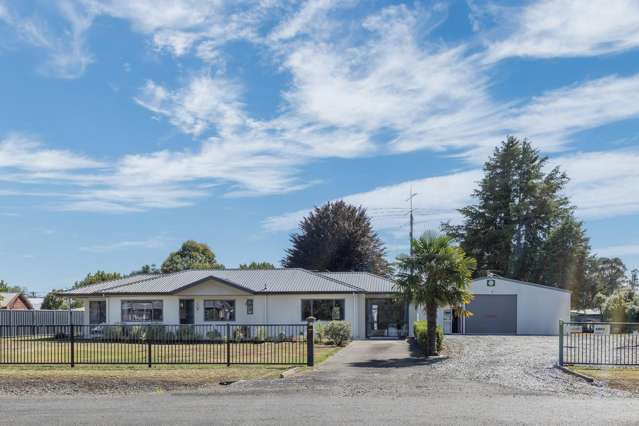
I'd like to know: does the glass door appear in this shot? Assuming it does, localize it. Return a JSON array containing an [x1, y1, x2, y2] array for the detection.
[[366, 298, 406, 338], [179, 299, 194, 325]]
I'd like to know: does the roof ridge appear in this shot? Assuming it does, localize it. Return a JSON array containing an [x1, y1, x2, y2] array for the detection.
[[307, 270, 366, 292]]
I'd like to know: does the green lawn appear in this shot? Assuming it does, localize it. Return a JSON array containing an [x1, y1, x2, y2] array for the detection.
[[0, 344, 342, 394], [570, 367, 639, 393], [0, 338, 317, 365]]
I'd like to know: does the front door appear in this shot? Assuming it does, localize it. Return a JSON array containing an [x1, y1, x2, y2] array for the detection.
[[366, 298, 406, 338], [179, 299, 194, 325]]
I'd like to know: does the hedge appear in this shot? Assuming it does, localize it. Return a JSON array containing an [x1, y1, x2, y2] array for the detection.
[[413, 320, 444, 354]]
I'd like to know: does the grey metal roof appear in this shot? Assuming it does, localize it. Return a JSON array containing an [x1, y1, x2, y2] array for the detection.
[[62, 269, 368, 296], [320, 272, 397, 293], [62, 274, 159, 296], [473, 276, 572, 294]]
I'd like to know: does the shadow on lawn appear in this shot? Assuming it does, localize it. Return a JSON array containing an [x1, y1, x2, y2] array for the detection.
[[347, 340, 448, 369]]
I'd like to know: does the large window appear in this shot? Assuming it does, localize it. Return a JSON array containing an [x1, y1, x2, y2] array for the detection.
[[204, 300, 235, 321], [89, 301, 106, 324], [301, 299, 345, 321], [121, 300, 163, 322]]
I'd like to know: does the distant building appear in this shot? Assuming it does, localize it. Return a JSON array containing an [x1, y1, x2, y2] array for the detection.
[[0, 293, 33, 310], [570, 308, 602, 323]]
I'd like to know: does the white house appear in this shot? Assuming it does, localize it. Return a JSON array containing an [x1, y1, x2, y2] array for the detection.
[[62, 270, 570, 338], [61, 269, 415, 340]]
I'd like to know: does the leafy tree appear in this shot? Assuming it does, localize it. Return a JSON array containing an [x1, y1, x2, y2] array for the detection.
[[131, 264, 161, 275], [597, 257, 628, 293], [41, 290, 82, 310], [73, 271, 123, 289], [283, 201, 389, 275], [394, 232, 476, 356], [443, 137, 571, 281], [0, 279, 27, 293], [161, 240, 224, 273], [595, 287, 639, 322], [239, 262, 275, 270]]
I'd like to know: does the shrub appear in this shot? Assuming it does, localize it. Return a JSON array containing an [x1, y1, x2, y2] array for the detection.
[[175, 325, 202, 341], [144, 325, 167, 341], [413, 320, 444, 354], [206, 329, 222, 341], [254, 327, 267, 342], [314, 322, 325, 344], [233, 327, 244, 342], [324, 321, 351, 346], [103, 325, 123, 340]]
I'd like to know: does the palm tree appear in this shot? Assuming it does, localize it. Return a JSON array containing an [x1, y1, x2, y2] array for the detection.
[[395, 232, 476, 356]]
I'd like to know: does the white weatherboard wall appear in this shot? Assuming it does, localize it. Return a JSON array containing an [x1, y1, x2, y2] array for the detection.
[[468, 278, 571, 335]]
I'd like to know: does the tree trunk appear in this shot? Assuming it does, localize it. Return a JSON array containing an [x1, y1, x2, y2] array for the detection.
[[426, 301, 438, 356]]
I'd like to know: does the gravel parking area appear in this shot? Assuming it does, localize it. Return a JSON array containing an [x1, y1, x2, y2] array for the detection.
[[432, 335, 627, 397], [225, 336, 628, 398]]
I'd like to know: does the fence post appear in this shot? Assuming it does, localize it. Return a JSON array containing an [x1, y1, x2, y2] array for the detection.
[[558, 320, 564, 366], [306, 316, 315, 367], [226, 323, 231, 367], [70, 324, 75, 368], [147, 334, 152, 368]]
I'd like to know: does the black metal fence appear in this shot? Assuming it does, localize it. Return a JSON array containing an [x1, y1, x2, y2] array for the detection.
[[559, 321, 639, 366], [0, 322, 314, 367]]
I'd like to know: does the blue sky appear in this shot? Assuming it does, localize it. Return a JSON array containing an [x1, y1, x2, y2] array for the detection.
[[1, 0, 639, 293]]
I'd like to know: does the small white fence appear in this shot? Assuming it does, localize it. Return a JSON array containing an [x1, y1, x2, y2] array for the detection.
[[0, 310, 84, 327]]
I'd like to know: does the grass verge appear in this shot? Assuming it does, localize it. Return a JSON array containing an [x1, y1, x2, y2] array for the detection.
[[0, 345, 341, 395], [569, 366, 639, 393]]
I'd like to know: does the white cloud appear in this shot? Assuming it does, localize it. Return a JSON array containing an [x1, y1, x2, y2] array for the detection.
[[134, 74, 245, 137], [264, 147, 639, 239], [79, 236, 168, 252], [268, 0, 340, 42], [484, 0, 639, 62], [593, 244, 639, 258], [0, 133, 102, 171], [0, 1, 94, 78], [263, 170, 481, 233]]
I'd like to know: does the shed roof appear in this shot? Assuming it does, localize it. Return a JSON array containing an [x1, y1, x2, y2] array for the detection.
[[61, 269, 369, 296], [473, 276, 572, 294]]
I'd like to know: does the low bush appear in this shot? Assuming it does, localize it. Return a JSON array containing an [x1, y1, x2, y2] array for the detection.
[[413, 320, 444, 354], [314, 322, 325, 344], [175, 325, 202, 341], [324, 321, 351, 346]]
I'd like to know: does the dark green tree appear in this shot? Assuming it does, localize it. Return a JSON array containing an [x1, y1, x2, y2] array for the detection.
[[239, 262, 276, 270], [596, 257, 628, 294], [73, 271, 123, 288], [283, 201, 389, 275], [161, 240, 224, 273], [443, 137, 572, 281], [536, 216, 590, 295]]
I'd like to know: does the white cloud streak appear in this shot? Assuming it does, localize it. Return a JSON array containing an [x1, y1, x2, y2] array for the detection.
[[79, 236, 168, 252], [484, 0, 639, 62]]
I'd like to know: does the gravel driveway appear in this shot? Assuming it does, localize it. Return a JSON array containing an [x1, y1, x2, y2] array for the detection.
[[227, 335, 626, 398]]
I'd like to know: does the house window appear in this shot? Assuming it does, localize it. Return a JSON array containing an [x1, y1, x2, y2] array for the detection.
[[89, 301, 106, 324], [204, 300, 235, 321], [246, 299, 254, 315], [301, 299, 345, 321], [121, 300, 163, 322]]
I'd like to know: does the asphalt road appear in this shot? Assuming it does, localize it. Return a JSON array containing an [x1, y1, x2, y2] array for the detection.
[[2, 338, 639, 425]]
